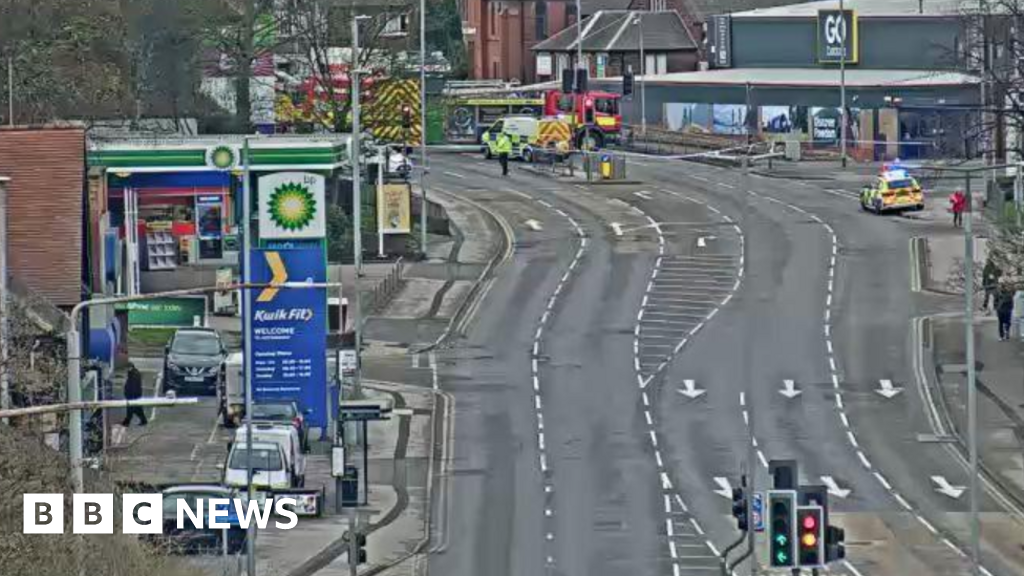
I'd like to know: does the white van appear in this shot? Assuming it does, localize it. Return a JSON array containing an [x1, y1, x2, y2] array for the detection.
[[230, 424, 306, 488], [223, 441, 291, 491]]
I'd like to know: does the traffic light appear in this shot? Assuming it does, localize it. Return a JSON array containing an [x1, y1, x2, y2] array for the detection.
[[731, 487, 748, 532], [401, 105, 412, 129], [574, 68, 589, 94], [623, 70, 634, 97], [767, 490, 796, 567], [797, 506, 824, 567], [825, 524, 846, 562], [561, 69, 574, 93], [352, 532, 368, 565]]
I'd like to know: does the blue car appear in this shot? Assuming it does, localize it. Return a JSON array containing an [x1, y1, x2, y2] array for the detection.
[[150, 485, 247, 555]]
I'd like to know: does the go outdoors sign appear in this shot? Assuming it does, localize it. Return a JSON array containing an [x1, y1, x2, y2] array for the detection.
[[817, 10, 858, 64]]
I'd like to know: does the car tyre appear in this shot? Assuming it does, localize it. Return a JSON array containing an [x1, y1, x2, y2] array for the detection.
[[484, 146, 492, 160]]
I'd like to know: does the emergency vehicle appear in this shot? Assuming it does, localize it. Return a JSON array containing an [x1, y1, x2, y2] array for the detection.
[[860, 164, 925, 213], [481, 116, 573, 161]]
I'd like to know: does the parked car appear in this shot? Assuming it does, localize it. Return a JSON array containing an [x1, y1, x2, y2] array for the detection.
[[223, 441, 292, 491], [149, 485, 246, 555], [252, 401, 309, 452], [163, 328, 226, 395], [228, 423, 306, 488]]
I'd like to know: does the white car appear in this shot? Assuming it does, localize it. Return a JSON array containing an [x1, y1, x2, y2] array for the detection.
[[230, 423, 306, 488], [223, 441, 291, 491]]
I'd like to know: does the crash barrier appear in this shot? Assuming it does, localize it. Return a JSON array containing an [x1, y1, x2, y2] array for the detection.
[[576, 151, 628, 182], [530, 146, 573, 175], [367, 257, 404, 314]]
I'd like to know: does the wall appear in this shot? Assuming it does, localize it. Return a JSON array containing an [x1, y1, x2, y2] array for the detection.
[[732, 16, 962, 70]]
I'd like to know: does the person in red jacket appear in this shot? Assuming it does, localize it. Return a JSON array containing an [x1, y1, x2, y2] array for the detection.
[[949, 190, 966, 228]]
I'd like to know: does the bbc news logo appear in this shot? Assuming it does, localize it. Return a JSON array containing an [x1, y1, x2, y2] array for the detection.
[[23, 494, 299, 534]]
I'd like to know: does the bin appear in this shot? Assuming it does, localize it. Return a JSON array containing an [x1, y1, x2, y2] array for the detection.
[[341, 465, 359, 506], [600, 154, 612, 179]]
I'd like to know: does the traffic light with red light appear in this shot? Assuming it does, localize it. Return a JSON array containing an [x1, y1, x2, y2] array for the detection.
[[797, 505, 824, 567], [768, 490, 796, 567]]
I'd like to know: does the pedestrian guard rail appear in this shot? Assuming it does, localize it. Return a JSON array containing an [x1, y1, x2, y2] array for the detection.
[[575, 151, 628, 182]]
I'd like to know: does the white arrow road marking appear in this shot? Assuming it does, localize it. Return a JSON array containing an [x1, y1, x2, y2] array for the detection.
[[932, 475, 966, 498], [779, 379, 803, 399], [677, 379, 707, 399], [696, 235, 717, 248], [611, 222, 623, 236], [876, 378, 904, 399], [524, 219, 543, 231], [821, 476, 851, 499], [634, 190, 653, 200], [713, 477, 733, 499]]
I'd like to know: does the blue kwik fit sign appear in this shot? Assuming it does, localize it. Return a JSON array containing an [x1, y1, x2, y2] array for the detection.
[[248, 247, 327, 427]]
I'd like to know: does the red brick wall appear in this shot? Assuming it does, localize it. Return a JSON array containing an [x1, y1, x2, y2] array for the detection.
[[0, 127, 85, 307]]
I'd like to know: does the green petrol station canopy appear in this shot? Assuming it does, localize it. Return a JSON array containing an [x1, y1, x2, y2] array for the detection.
[[87, 135, 351, 174]]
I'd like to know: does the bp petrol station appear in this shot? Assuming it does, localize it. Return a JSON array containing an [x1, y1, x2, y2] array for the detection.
[[86, 135, 389, 509]]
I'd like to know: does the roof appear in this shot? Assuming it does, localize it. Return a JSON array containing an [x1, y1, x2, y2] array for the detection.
[[686, 0, 809, 18], [631, 67, 980, 87], [582, 0, 635, 15], [533, 10, 697, 52], [730, 0, 966, 17]]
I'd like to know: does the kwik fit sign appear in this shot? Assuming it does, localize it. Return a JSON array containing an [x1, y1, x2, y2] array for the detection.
[[817, 10, 858, 64]]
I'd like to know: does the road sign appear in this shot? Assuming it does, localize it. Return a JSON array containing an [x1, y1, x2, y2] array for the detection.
[[248, 247, 328, 427], [753, 491, 764, 532]]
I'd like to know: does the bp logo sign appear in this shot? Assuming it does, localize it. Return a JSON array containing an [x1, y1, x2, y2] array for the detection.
[[268, 182, 317, 232], [208, 145, 238, 170], [258, 172, 326, 239]]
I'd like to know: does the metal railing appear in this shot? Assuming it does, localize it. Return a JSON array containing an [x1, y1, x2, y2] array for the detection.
[[366, 258, 404, 315]]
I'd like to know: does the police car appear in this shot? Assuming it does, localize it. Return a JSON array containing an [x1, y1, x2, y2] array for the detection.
[[859, 164, 925, 214]]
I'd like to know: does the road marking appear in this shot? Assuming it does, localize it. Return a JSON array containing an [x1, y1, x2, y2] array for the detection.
[[443, 171, 466, 179], [678, 379, 707, 399], [716, 182, 736, 189], [931, 475, 966, 498], [713, 477, 733, 499], [876, 378, 904, 399], [779, 379, 802, 399], [611, 222, 623, 236], [524, 219, 543, 231], [821, 475, 851, 498], [634, 191, 653, 200]]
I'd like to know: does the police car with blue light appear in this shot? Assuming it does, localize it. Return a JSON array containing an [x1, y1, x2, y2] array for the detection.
[[859, 163, 925, 214]]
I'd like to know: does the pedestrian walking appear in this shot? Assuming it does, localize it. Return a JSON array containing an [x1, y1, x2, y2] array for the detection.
[[949, 189, 966, 228], [982, 258, 1002, 312], [121, 363, 148, 427], [995, 284, 1015, 341], [495, 132, 512, 177]]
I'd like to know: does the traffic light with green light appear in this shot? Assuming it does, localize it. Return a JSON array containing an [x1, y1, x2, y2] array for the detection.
[[768, 490, 796, 567]]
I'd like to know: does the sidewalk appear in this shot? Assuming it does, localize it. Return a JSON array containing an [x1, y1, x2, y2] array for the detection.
[[923, 219, 1024, 508]]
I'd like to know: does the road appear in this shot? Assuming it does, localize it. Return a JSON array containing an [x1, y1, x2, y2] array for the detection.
[[424, 152, 1024, 576]]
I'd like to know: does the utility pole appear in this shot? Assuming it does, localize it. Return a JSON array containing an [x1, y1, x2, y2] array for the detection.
[[419, 0, 428, 259], [351, 16, 366, 400], [6, 56, 12, 126], [964, 171, 980, 576], [638, 13, 646, 136], [980, 1, 991, 202], [0, 177, 9, 423], [839, 0, 848, 168], [242, 137, 257, 576]]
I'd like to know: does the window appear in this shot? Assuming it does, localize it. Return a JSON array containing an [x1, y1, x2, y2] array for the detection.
[[557, 94, 574, 113], [650, 0, 667, 11], [595, 98, 619, 115], [382, 13, 410, 37]]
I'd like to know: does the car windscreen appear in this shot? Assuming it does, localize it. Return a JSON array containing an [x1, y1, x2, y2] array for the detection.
[[162, 491, 230, 517], [595, 98, 618, 115], [171, 332, 220, 355], [252, 403, 296, 420], [229, 447, 283, 471]]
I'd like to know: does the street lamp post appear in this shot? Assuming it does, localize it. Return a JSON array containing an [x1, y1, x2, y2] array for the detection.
[[839, 0, 848, 168], [419, 0, 428, 259], [241, 136, 257, 576], [0, 176, 9, 423], [633, 13, 646, 136], [351, 15, 370, 401]]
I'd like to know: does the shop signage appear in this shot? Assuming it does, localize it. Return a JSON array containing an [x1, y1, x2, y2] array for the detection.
[[708, 15, 732, 69], [817, 10, 858, 64], [258, 172, 327, 239], [207, 145, 239, 170], [537, 53, 553, 77], [121, 296, 207, 328], [812, 107, 841, 142], [247, 247, 328, 427], [377, 183, 412, 234]]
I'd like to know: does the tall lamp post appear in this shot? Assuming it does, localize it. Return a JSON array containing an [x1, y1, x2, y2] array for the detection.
[[839, 0, 848, 168], [632, 12, 646, 136], [419, 0, 428, 258]]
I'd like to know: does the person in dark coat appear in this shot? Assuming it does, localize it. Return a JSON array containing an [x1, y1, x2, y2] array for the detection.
[[995, 284, 1015, 341], [121, 363, 148, 426], [982, 258, 1002, 312]]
